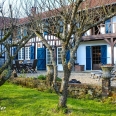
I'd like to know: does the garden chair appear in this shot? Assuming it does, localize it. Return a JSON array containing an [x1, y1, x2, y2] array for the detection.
[[15, 60, 22, 73], [28, 59, 38, 73], [15, 60, 27, 73], [11, 60, 16, 71]]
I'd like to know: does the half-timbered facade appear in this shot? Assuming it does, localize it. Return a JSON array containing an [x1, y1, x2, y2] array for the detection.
[[1, 1, 116, 71]]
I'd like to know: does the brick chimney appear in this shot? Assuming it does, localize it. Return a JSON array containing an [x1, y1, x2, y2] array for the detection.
[[31, 7, 36, 16]]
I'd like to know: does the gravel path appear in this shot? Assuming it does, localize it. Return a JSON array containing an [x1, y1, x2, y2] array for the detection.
[[18, 71, 116, 86]]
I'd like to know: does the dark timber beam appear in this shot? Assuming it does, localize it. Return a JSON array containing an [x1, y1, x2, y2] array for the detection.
[[104, 38, 116, 65], [81, 33, 116, 41]]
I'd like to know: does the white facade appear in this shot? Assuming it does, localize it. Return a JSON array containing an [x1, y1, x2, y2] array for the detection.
[[77, 40, 116, 70]]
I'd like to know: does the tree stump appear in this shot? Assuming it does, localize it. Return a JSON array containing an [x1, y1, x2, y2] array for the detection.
[[46, 64, 54, 86]]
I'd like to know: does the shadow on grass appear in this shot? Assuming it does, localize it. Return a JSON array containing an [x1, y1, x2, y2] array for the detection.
[[0, 89, 58, 108], [72, 108, 116, 115]]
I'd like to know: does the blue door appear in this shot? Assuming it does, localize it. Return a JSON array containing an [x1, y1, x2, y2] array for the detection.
[[30, 46, 35, 59], [86, 46, 91, 70], [101, 45, 107, 65], [37, 48, 46, 70], [66, 50, 70, 63]]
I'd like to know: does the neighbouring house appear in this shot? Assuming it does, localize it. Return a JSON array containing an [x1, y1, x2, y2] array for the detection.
[[0, 0, 116, 71]]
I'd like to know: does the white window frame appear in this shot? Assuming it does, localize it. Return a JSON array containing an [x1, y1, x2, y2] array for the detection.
[[18, 47, 24, 60], [46, 48, 54, 64], [25, 46, 30, 60], [57, 47, 62, 64]]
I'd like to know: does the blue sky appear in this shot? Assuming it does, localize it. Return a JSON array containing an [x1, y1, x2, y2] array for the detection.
[[0, 0, 25, 17]]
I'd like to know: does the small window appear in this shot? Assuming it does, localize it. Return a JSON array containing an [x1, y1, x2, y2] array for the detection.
[[18, 47, 24, 60], [58, 48, 62, 64], [46, 48, 54, 64], [25, 47, 30, 60]]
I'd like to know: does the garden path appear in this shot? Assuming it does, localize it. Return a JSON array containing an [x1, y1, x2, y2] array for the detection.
[[18, 71, 116, 86]]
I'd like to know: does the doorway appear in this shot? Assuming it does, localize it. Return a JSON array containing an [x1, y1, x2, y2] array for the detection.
[[92, 46, 101, 70], [86, 45, 107, 70]]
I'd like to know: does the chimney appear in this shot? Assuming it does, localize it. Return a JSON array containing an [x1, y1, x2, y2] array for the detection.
[[31, 7, 36, 16]]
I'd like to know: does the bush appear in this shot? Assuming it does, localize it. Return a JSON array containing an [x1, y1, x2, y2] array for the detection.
[[37, 75, 46, 80], [37, 75, 61, 81], [56, 77, 62, 82]]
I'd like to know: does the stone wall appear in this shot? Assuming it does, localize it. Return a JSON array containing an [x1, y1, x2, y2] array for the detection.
[[11, 78, 116, 98], [9, 78, 103, 99], [68, 83, 102, 99]]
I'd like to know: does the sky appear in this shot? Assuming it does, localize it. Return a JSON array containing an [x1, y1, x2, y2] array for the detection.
[[0, 0, 44, 18], [0, 0, 28, 18], [0, 0, 70, 18]]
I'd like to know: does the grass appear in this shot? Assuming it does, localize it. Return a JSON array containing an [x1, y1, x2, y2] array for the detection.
[[0, 82, 116, 116]]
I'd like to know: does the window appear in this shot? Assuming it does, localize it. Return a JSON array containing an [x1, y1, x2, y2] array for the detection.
[[0, 30, 3, 39], [46, 49, 54, 64], [0, 44, 5, 57], [25, 47, 30, 60], [0, 30, 1, 35], [23, 29, 27, 36], [105, 19, 112, 33], [18, 47, 24, 60], [58, 48, 62, 64], [17, 29, 21, 39]]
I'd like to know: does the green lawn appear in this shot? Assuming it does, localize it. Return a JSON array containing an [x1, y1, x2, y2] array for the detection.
[[0, 82, 116, 116]]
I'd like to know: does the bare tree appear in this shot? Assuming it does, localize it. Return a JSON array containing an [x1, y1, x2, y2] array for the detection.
[[0, 1, 34, 85], [22, 0, 116, 107], [21, 0, 116, 108], [21, 0, 59, 90]]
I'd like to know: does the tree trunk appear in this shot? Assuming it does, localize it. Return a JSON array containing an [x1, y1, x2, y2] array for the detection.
[[58, 64, 71, 108], [0, 63, 12, 86]]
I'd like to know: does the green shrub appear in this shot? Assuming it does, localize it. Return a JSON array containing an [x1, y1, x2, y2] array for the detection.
[[37, 75, 46, 80], [37, 75, 61, 81], [56, 77, 62, 82]]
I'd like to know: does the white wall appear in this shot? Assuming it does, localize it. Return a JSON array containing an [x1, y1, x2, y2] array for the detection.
[[76, 40, 114, 70], [114, 45, 116, 64], [100, 24, 105, 34], [112, 16, 116, 33]]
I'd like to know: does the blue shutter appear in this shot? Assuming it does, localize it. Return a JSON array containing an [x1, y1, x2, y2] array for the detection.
[[37, 48, 46, 70], [105, 19, 112, 33], [44, 31, 48, 35], [13, 47, 18, 59], [30, 46, 35, 59], [101, 45, 107, 65], [66, 50, 70, 63], [86, 46, 91, 70]]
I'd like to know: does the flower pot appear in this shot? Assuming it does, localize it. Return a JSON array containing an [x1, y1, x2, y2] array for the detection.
[[101, 65, 114, 78]]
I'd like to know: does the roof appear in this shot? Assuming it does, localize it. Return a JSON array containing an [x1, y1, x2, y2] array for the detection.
[[82, 0, 116, 8], [0, 16, 11, 29], [0, 16, 18, 29], [14, 0, 116, 25], [0, 0, 116, 28]]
